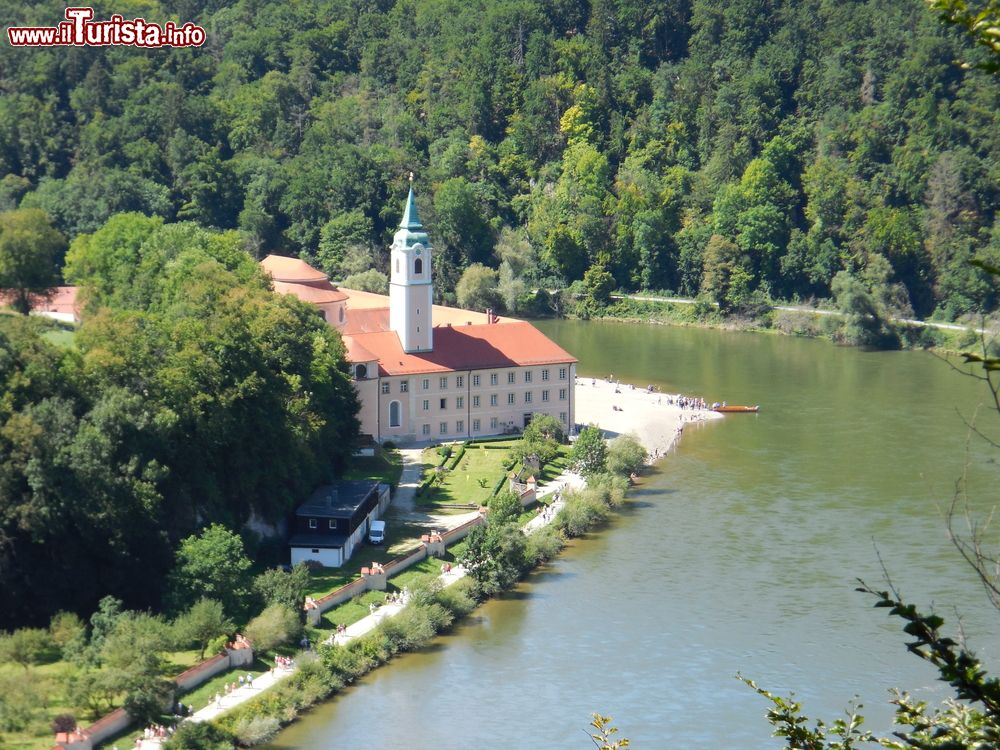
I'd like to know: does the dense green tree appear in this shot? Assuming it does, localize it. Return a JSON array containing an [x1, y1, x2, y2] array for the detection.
[[455, 263, 501, 312], [173, 598, 234, 660], [0, 209, 65, 314], [460, 517, 529, 596], [244, 604, 301, 652], [167, 525, 253, 618], [253, 564, 311, 614], [0, 628, 55, 669], [606, 434, 647, 477], [570, 425, 608, 476]]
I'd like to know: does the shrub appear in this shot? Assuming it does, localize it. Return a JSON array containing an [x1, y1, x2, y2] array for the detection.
[[378, 605, 439, 652], [556, 490, 610, 538], [606, 434, 647, 477], [166, 721, 237, 750], [526, 525, 566, 565], [432, 577, 477, 618], [231, 715, 281, 747], [245, 604, 300, 653]]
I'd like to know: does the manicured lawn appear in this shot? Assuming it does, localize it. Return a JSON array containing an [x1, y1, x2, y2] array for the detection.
[[536, 444, 573, 483], [41, 328, 76, 348], [417, 441, 519, 508], [343, 447, 403, 488]]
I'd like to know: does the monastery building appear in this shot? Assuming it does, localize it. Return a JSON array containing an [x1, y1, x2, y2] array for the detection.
[[261, 186, 577, 444]]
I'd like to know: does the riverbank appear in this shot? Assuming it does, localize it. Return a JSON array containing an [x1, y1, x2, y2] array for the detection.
[[593, 295, 994, 353], [573, 376, 723, 458]]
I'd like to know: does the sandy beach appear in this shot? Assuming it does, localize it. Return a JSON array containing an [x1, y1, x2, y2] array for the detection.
[[573, 377, 723, 459]]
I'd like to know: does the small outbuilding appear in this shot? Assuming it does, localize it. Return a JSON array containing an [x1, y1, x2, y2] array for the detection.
[[288, 480, 390, 568]]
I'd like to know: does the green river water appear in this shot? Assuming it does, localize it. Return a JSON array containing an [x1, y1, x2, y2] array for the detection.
[[268, 320, 1000, 749]]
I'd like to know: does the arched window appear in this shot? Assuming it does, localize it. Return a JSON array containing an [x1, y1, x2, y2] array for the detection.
[[414, 258, 423, 275], [338, 306, 345, 323], [389, 400, 401, 428], [355, 364, 368, 380]]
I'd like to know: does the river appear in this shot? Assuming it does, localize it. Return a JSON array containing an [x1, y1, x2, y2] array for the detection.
[[267, 320, 1000, 749]]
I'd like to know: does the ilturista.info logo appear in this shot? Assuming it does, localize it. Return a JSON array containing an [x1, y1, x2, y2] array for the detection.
[[7, 7, 206, 47]]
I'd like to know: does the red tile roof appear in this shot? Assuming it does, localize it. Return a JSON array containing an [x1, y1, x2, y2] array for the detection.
[[261, 254, 329, 283], [346, 321, 576, 375], [338, 288, 516, 324], [273, 280, 348, 304], [344, 336, 379, 363], [0, 286, 80, 321], [340, 307, 390, 335]]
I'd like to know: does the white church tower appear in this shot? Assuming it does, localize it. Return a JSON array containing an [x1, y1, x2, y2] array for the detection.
[[389, 176, 434, 353]]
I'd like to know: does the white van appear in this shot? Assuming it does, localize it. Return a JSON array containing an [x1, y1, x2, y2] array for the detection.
[[368, 520, 386, 545]]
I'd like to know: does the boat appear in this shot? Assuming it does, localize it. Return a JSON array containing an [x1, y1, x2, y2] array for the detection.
[[713, 405, 759, 413]]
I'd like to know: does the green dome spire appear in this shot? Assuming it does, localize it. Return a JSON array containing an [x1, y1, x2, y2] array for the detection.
[[400, 173, 422, 229]]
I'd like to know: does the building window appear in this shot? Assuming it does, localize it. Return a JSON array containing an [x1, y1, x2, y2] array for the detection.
[[559, 388, 567, 400], [456, 375, 464, 387], [422, 424, 430, 435], [473, 395, 480, 408], [559, 367, 567, 379], [328, 520, 336, 529], [542, 390, 549, 402], [440, 398, 447, 409], [507, 372, 516, 384], [400, 380, 409, 393], [414, 258, 423, 275], [309, 519, 317, 529], [490, 373, 498, 385], [389, 400, 402, 427], [542, 369, 550, 381], [560, 412, 567, 423], [473, 418, 481, 432], [439, 376, 448, 389], [507, 393, 515, 405], [422, 378, 430, 390], [355, 364, 368, 379], [524, 371, 532, 383], [456, 396, 464, 408], [456, 419, 464, 433], [439, 422, 447, 434], [311, 548, 320, 554], [490, 394, 498, 407], [381, 382, 390, 394], [423, 400, 430, 411], [490, 417, 498, 430], [524, 392, 532, 404], [339, 307, 345, 323], [473, 374, 480, 386]]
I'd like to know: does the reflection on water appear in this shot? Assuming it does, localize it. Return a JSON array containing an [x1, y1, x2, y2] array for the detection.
[[267, 321, 1000, 750]]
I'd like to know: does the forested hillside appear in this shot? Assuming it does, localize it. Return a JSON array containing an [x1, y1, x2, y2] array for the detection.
[[2, 0, 999, 320], [0, 220, 360, 627]]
